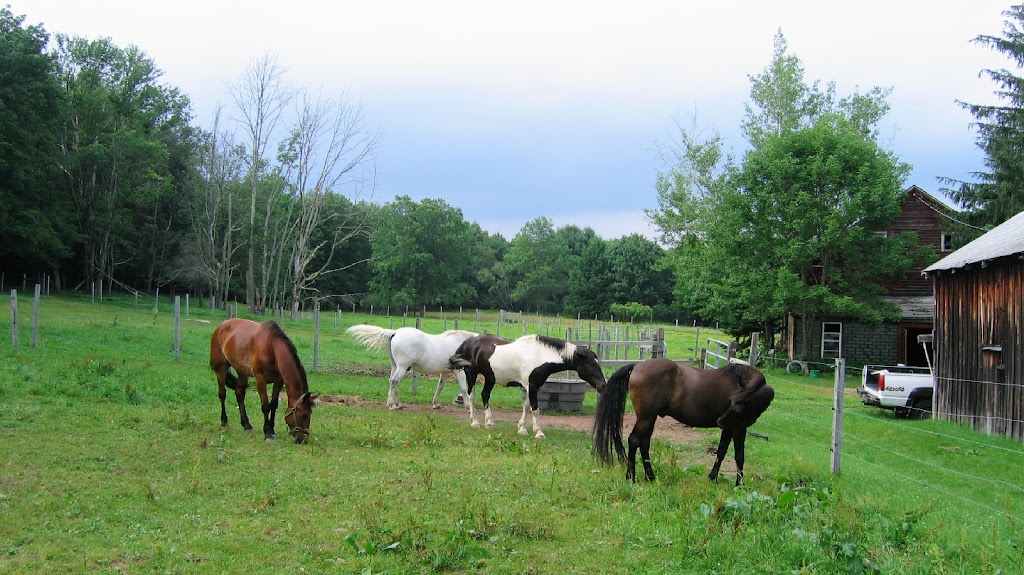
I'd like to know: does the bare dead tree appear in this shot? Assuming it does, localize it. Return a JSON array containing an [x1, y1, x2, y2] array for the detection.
[[179, 107, 246, 309], [228, 52, 296, 314], [278, 89, 380, 319]]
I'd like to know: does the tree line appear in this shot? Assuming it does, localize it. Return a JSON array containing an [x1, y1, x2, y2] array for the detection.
[[2, 7, 1022, 337], [0, 8, 673, 321]]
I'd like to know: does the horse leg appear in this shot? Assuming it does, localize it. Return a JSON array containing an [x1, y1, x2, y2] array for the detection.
[[481, 378, 497, 429], [732, 428, 748, 486], [515, 387, 530, 436], [527, 380, 545, 440], [455, 369, 479, 427], [234, 374, 254, 432], [387, 364, 409, 410], [708, 428, 732, 482], [216, 372, 229, 427], [628, 417, 656, 481], [431, 373, 446, 409], [256, 377, 275, 442], [266, 381, 283, 441]]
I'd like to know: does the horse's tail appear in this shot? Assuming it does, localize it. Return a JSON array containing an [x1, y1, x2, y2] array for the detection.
[[448, 354, 472, 372], [345, 324, 396, 350], [224, 369, 239, 390], [593, 363, 634, 466], [718, 364, 775, 428]]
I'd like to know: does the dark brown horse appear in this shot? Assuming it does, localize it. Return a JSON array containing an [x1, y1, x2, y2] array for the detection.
[[210, 319, 318, 443], [593, 358, 774, 485]]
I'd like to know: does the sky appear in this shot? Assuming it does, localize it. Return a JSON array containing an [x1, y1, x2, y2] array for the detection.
[[21, 1, 1015, 240]]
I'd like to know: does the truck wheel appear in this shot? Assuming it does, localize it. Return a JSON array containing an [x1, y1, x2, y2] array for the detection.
[[910, 397, 931, 420]]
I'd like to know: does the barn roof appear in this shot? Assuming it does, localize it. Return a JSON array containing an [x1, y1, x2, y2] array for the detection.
[[924, 209, 1024, 273]]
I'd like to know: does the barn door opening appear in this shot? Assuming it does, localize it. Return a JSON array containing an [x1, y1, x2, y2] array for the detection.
[[901, 325, 932, 367]]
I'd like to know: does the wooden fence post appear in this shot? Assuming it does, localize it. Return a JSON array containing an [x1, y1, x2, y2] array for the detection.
[[654, 328, 666, 359], [10, 289, 17, 353], [174, 296, 181, 362], [32, 284, 40, 348], [312, 300, 320, 373], [831, 358, 846, 475]]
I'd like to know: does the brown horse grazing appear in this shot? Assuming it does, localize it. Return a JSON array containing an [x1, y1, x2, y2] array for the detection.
[[210, 318, 319, 443], [593, 358, 774, 485]]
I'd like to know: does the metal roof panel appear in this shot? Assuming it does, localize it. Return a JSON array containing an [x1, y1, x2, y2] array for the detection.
[[924, 210, 1024, 272]]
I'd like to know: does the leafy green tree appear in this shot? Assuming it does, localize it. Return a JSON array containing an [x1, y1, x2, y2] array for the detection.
[[467, 227, 511, 309], [609, 302, 653, 323], [742, 29, 833, 146], [0, 8, 71, 276], [563, 236, 614, 318], [605, 234, 673, 310], [368, 196, 476, 308], [505, 217, 570, 312], [945, 5, 1024, 231], [54, 34, 196, 290], [731, 117, 926, 356], [652, 31, 926, 350]]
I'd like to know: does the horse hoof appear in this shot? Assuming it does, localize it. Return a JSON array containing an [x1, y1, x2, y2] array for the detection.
[[484, 422, 495, 429], [534, 431, 546, 440], [471, 421, 481, 428], [245, 428, 256, 434], [265, 436, 276, 442], [387, 404, 403, 411], [431, 404, 442, 410], [517, 428, 528, 436]]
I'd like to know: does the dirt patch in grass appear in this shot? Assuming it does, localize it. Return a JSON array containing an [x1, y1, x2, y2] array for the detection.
[[317, 393, 708, 446]]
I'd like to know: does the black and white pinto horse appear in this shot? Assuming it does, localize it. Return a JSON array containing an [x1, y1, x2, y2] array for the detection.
[[346, 324, 478, 410], [448, 334, 606, 439]]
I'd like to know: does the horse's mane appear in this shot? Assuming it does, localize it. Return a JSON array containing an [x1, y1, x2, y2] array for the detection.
[[534, 335, 577, 362], [262, 320, 309, 390]]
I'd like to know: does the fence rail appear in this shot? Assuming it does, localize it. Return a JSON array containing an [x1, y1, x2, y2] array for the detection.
[[566, 326, 666, 367]]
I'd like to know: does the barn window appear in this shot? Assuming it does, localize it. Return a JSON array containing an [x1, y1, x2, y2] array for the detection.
[[940, 233, 953, 252], [821, 322, 842, 358]]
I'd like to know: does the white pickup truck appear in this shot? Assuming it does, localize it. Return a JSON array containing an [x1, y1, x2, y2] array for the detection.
[[857, 364, 934, 419]]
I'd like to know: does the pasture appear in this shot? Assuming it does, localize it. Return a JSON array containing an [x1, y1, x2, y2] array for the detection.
[[1, 294, 1022, 574]]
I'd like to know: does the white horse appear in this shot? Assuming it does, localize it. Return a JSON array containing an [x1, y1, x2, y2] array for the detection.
[[448, 334, 607, 439], [346, 324, 478, 410]]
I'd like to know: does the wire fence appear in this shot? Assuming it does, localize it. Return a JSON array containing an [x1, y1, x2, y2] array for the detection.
[[757, 364, 1024, 525]]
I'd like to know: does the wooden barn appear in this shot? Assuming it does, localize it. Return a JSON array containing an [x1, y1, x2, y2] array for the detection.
[[785, 185, 953, 367], [923, 209, 1024, 441]]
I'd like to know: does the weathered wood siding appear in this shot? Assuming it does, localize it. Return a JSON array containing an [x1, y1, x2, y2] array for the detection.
[[933, 256, 1024, 441], [883, 187, 948, 296]]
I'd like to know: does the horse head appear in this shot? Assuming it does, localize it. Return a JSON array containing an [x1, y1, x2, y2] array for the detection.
[[285, 392, 319, 444], [573, 347, 607, 393], [716, 369, 774, 429]]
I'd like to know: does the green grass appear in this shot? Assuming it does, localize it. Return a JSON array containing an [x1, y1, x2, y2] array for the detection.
[[0, 294, 1022, 574]]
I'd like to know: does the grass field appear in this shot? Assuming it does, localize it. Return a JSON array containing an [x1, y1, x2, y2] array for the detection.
[[1, 294, 1022, 574]]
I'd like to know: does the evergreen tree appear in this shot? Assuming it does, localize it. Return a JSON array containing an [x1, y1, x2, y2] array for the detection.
[[947, 5, 1024, 230]]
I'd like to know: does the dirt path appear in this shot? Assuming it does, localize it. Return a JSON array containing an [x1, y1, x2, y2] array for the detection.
[[318, 393, 709, 446]]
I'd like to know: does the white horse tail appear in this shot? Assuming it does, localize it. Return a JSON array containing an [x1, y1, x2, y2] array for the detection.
[[345, 324, 397, 350]]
